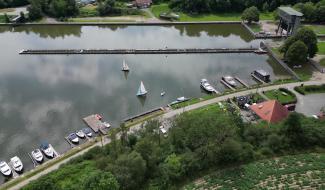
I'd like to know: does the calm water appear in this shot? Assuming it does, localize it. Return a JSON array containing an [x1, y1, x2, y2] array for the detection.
[[0, 24, 289, 179]]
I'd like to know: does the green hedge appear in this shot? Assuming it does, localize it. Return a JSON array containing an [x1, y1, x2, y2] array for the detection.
[[294, 84, 325, 95]]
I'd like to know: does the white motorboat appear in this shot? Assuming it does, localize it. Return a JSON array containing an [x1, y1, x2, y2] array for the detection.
[[222, 76, 237, 87], [200, 79, 216, 93], [10, 156, 23, 173], [136, 81, 147, 96], [76, 130, 85, 138], [31, 149, 44, 163], [122, 60, 130, 71], [0, 161, 12, 177], [161, 91, 166, 96], [40, 142, 55, 158], [68, 133, 79, 144], [103, 122, 111, 128], [82, 128, 92, 137]]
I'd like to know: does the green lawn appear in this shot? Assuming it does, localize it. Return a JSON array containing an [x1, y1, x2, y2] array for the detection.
[[184, 153, 325, 189], [291, 64, 313, 81], [305, 24, 325, 35], [264, 89, 296, 104], [318, 42, 325, 55], [248, 23, 262, 32], [320, 58, 325, 67], [78, 5, 98, 17], [150, 4, 274, 21]]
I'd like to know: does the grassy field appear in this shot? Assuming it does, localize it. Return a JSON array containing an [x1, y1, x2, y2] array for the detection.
[[67, 18, 136, 22], [184, 152, 325, 189], [79, 5, 98, 17], [320, 58, 325, 67], [305, 25, 325, 35], [264, 89, 296, 104], [150, 4, 274, 21], [318, 42, 325, 55]]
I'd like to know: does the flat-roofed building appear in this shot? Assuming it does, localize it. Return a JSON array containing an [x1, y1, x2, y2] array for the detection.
[[277, 7, 303, 36]]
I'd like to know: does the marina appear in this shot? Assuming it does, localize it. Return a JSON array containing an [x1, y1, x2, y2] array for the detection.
[[83, 114, 108, 135], [0, 24, 292, 183]]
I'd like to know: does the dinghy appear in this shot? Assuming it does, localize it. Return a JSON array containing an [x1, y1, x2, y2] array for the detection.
[[10, 156, 23, 173], [31, 149, 44, 163], [136, 81, 147, 96], [122, 60, 130, 71]]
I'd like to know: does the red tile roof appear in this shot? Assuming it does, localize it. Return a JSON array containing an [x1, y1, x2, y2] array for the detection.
[[250, 100, 289, 123]]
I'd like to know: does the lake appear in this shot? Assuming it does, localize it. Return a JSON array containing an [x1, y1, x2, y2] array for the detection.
[[0, 24, 290, 181]]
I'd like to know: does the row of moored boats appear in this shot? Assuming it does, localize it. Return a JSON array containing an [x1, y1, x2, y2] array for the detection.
[[67, 128, 93, 144]]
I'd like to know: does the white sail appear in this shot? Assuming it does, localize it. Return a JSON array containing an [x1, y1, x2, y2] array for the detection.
[[122, 60, 129, 71], [137, 81, 147, 96]]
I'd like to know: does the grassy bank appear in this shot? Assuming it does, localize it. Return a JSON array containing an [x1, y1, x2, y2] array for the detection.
[[320, 58, 325, 67], [306, 24, 325, 35], [294, 84, 325, 95], [248, 23, 262, 32], [150, 4, 273, 21], [263, 88, 297, 104], [184, 152, 325, 189], [318, 42, 325, 55]]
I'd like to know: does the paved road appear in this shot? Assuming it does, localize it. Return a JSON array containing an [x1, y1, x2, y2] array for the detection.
[[5, 80, 325, 190]]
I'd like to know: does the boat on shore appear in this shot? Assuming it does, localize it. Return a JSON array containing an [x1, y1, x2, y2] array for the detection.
[[10, 156, 23, 173], [136, 81, 148, 96], [76, 130, 85, 138], [40, 142, 55, 158], [31, 149, 44, 163], [0, 161, 12, 177], [222, 75, 237, 87], [200, 79, 216, 93], [121, 60, 130, 71], [68, 133, 79, 144], [82, 128, 92, 137]]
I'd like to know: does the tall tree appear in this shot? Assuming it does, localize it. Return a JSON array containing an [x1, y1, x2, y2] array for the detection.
[[286, 40, 308, 65], [241, 6, 260, 24]]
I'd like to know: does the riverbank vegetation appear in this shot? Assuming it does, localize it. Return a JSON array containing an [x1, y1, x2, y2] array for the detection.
[[0, 0, 29, 8], [318, 42, 325, 55], [184, 152, 325, 189], [22, 103, 325, 190]]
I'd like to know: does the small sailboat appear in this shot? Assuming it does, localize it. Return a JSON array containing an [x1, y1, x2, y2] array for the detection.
[[10, 156, 23, 173], [136, 81, 147, 96], [31, 149, 44, 163], [0, 161, 12, 177], [122, 60, 130, 71]]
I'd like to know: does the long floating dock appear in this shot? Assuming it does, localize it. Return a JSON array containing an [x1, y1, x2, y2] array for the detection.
[[19, 48, 258, 55], [83, 115, 107, 135]]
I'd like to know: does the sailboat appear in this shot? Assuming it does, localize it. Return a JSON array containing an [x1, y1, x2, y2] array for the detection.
[[122, 60, 130, 71], [136, 81, 147, 96]]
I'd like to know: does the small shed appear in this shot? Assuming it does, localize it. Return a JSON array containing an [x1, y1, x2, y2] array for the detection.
[[277, 7, 303, 36]]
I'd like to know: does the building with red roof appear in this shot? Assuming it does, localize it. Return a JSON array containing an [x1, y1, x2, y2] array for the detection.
[[249, 100, 289, 123]]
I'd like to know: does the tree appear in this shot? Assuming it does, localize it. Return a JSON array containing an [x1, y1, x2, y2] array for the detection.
[[295, 27, 318, 58], [20, 11, 26, 23], [162, 154, 184, 181], [283, 113, 305, 147], [82, 171, 119, 190], [28, 0, 42, 21], [286, 40, 308, 65], [241, 6, 259, 24], [97, 0, 117, 16], [217, 138, 243, 164]]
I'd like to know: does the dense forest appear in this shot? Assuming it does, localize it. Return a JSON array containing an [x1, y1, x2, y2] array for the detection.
[[22, 103, 325, 190], [0, 0, 29, 8]]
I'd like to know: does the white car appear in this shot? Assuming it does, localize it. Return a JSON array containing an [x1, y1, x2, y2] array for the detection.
[[0, 161, 12, 176]]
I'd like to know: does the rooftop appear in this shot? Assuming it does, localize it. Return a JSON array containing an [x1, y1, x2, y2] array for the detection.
[[278, 7, 303, 17], [250, 100, 289, 123]]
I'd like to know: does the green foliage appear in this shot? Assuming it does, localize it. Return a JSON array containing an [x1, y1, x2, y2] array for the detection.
[[241, 6, 260, 24], [28, 0, 42, 20], [0, 0, 29, 8], [4, 13, 9, 23], [294, 0, 325, 23], [286, 40, 308, 65], [294, 84, 325, 95], [82, 171, 119, 190], [264, 88, 297, 105]]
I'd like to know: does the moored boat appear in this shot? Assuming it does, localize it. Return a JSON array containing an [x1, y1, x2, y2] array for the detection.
[[252, 69, 270, 83], [122, 60, 130, 71], [0, 161, 12, 177], [82, 128, 92, 137], [31, 149, 44, 163], [200, 79, 216, 93], [222, 75, 237, 87], [10, 156, 23, 173], [103, 121, 111, 128], [76, 130, 85, 138], [136, 81, 148, 96], [40, 142, 55, 158], [68, 133, 79, 144]]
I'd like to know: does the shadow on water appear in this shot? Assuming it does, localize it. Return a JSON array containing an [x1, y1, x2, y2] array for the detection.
[[137, 96, 147, 107], [123, 71, 129, 80]]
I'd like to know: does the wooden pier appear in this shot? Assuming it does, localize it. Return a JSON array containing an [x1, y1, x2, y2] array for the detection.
[[251, 73, 266, 84], [83, 115, 107, 135], [123, 107, 164, 123], [19, 48, 258, 55], [220, 80, 236, 91], [235, 77, 250, 88]]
